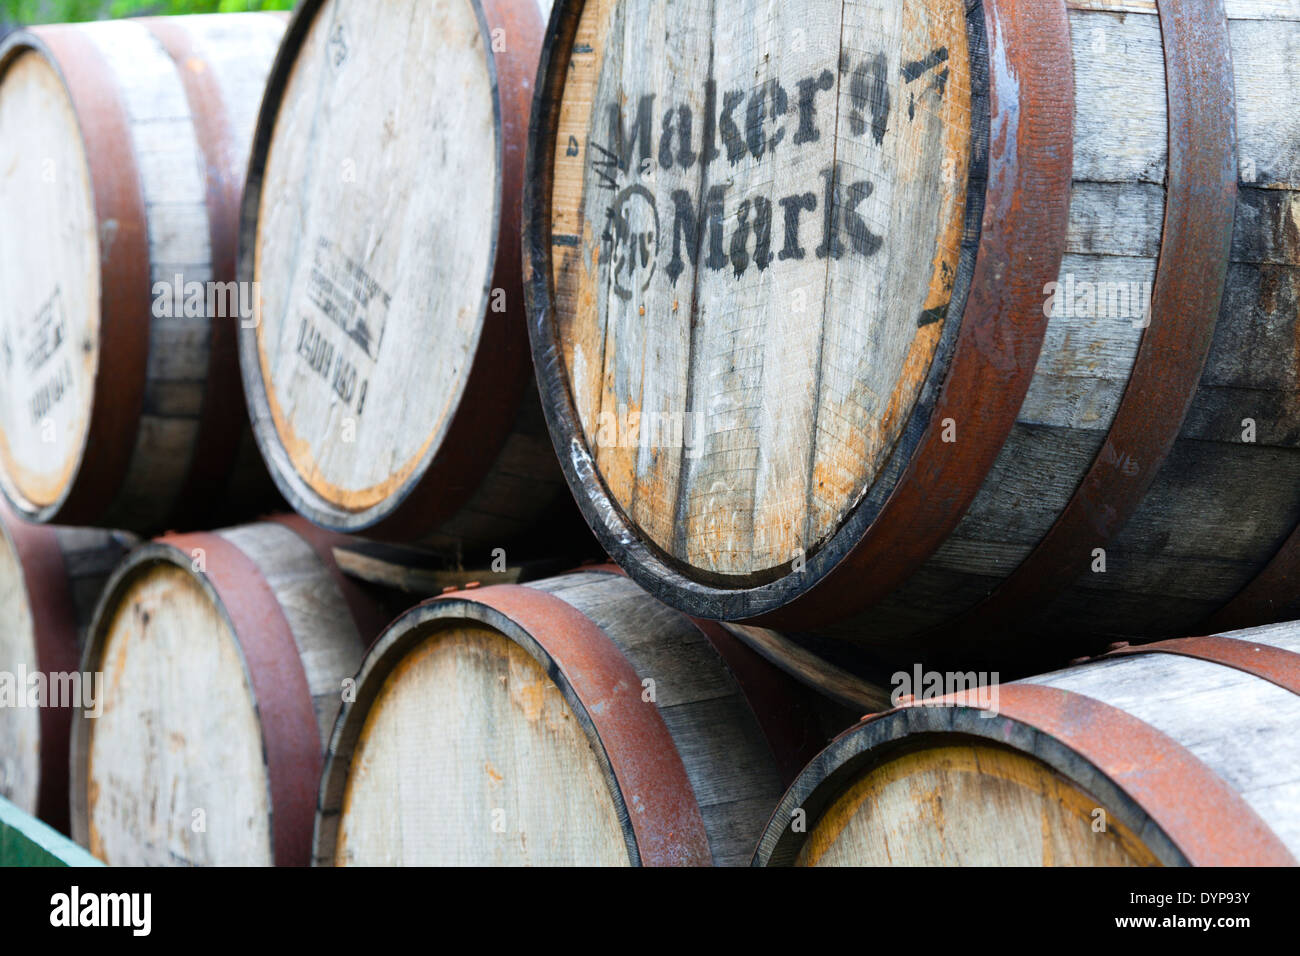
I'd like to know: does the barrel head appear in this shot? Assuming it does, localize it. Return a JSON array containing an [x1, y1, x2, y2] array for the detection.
[[536, 0, 979, 583], [0, 45, 100, 519], [795, 742, 1159, 866], [81, 559, 273, 866], [330, 621, 631, 866], [244, 0, 511, 533]]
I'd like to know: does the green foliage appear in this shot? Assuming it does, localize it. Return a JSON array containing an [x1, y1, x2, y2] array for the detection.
[[1, 0, 294, 26]]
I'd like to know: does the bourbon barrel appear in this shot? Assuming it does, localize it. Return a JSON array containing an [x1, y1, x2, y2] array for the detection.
[[755, 623, 1300, 866], [69, 518, 389, 866], [314, 570, 840, 866], [525, 0, 1300, 670], [238, 0, 567, 554], [0, 500, 132, 831], [0, 14, 286, 532]]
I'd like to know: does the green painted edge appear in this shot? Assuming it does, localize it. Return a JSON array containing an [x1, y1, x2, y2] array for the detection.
[[0, 796, 102, 867]]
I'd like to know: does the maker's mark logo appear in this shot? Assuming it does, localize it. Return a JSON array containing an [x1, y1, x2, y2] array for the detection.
[[586, 45, 952, 290]]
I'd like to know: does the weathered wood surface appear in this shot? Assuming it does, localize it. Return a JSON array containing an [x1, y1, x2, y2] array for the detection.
[[758, 624, 1300, 866], [70, 520, 381, 866], [241, 0, 567, 553], [316, 571, 837, 866], [0, 14, 285, 532], [845, 4, 1300, 659], [797, 744, 1159, 866], [0, 500, 132, 830], [545, 0, 978, 578], [529, 0, 1300, 674]]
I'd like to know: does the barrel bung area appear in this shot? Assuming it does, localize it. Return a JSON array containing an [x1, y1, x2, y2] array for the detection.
[[0, 0, 1295, 885]]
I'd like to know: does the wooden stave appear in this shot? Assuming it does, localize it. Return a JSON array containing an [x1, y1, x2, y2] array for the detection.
[[805, 1, 1300, 672], [0, 16, 285, 533], [753, 627, 1300, 867], [237, 0, 567, 551], [68, 520, 383, 866], [526, 0, 1300, 668], [314, 570, 835, 866], [0, 502, 132, 833]]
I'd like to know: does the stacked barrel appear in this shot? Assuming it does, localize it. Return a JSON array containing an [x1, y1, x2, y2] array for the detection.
[[525, 0, 1300, 675], [0, 13, 286, 531], [0, 0, 1296, 870]]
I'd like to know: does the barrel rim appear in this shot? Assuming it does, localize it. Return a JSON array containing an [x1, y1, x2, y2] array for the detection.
[[236, 0, 536, 540], [751, 705, 1187, 867], [0, 26, 151, 527], [314, 583, 714, 867], [755, 654, 1300, 867], [523, 0, 1069, 624], [71, 528, 325, 866]]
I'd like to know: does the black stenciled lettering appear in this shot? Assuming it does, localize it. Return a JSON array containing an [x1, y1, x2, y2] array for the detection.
[[746, 80, 789, 160], [816, 165, 844, 260], [778, 192, 817, 261], [608, 94, 655, 171], [901, 47, 949, 84], [701, 80, 720, 166], [752, 197, 773, 271], [844, 180, 883, 257], [730, 200, 752, 277], [720, 89, 747, 165], [659, 105, 697, 170], [848, 53, 890, 145], [666, 185, 729, 285], [815, 165, 883, 260], [793, 70, 834, 145]]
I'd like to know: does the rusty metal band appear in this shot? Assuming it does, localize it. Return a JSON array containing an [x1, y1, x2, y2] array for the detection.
[[23, 27, 151, 524], [1204, 522, 1300, 633], [933, 0, 1238, 644], [1103, 635, 1300, 697], [266, 514, 392, 644], [465, 583, 711, 865], [752, 0, 1073, 628], [993, 684, 1295, 866], [139, 17, 251, 527], [161, 531, 319, 866], [562, 562, 830, 782], [1, 505, 79, 833]]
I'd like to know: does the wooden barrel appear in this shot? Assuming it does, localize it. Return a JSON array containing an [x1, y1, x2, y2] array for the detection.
[[68, 517, 390, 866], [0, 14, 286, 532], [755, 624, 1300, 866], [0, 500, 132, 832], [314, 570, 844, 866], [525, 0, 1300, 670], [238, 0, 567, 554]]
